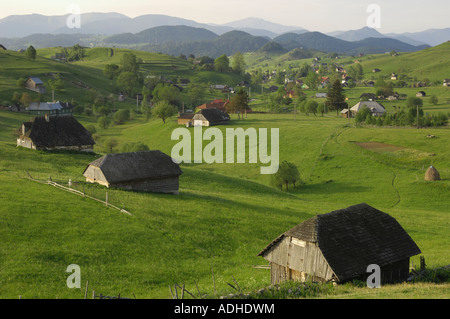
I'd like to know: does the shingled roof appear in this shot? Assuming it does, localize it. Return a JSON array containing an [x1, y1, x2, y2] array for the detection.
[[197, 108, 230, 123], [20, 116, 94, 148], [258, 203, 421, 282], [84, 151, 182, 184]]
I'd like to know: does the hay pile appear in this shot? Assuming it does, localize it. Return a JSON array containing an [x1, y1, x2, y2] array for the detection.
[[425, 166, 441, 181]]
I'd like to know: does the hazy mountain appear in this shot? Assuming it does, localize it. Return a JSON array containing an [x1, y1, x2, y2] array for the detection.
[[382, 33, 427, 46], [223, 17, 306, 35], [331, 27, 385, 42], [274, 31, 429, 54], [104, 26, 218, 45], [400, 28, 450, 46], [140, 30, 270, 57], [0, 12, 127, 38]]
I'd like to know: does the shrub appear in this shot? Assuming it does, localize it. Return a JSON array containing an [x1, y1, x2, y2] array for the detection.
[[113, 109, 130, 125], [120, 142, 149, 153]]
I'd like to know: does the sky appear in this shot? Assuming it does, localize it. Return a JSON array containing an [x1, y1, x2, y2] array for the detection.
[[1, 0, 449, 34]]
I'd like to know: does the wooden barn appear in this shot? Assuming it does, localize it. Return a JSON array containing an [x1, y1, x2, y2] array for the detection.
[[83, 151, 183, 195], [25, 77, 46, 94], [192, 108, 230, 127], [17, 115, 95, 152], [258, 203, 421, 285]]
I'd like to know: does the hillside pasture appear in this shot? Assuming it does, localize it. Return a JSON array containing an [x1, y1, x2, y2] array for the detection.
[[0, 109, 449, 298]]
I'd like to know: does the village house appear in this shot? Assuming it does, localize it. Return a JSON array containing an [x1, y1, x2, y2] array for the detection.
[[26, 101, 73, 116], [443, 79, 450, 87], [416, 91, 426, 97], [350, 101, 386, 117], [192, 108, 230, 127], [25, 77, 46, 94], [0, 44, 7, 50], [372, 68, 381, 73], [177, 112, 195, 126], [17, 115, 95, 152], [83, 150, 182, 194], [391, 73, 398, 80], [258, 203, 421, 285]]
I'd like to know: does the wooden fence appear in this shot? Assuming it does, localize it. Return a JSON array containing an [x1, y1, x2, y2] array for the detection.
[[27, 172, 132, 216]]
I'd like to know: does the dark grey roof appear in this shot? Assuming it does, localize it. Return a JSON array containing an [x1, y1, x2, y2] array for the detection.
[[197, 108, 230, 123], [21, 116, 94, 148], [85, 151, 182, 183], [259, 203, 421, 281]]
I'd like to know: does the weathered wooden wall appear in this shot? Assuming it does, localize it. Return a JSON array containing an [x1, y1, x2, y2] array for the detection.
[[264, 236, 335, 284], [110, 176, 180, 195]]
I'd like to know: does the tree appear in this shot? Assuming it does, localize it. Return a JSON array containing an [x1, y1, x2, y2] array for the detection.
[[406, 97, 423, 128], [430, 95, 438, 105], [116, 72, 140, 96], [187, 84, 206, 107], [104, 138, 119, 153], [227, 87, 249, 120], [19, 92, 32, 107], [214, 54, 229, 72], [48, 74, 64, 92], [121, 52, 139, 74], [152, 83, 181, 106], [151, 101, 177, 124], [325, 80, 348, 116], [26, 45, 37, 61], [305, 72, 320, 91], [270, 161, 301, 191], [103, 64, 120, 79], [306, 100, 318, 116], [113, 109, 130, 125], [317, 103, 326, 116], [231, 51, 246, 75]]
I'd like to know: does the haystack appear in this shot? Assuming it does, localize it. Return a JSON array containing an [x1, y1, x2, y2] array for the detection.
[[425, 166, 441, 181]]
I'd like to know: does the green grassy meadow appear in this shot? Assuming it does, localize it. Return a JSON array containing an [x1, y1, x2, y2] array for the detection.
[[0, 108, 449, 299], [0, 44, 449, 299]]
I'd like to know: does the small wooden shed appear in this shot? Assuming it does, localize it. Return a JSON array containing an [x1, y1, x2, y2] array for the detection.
[[258, 203, 421, 285], [83, 151, 183, 194]]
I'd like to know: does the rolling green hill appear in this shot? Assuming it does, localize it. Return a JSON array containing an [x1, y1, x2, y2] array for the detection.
[[0, 45, 449, 299], [0, 47, 244, 108]]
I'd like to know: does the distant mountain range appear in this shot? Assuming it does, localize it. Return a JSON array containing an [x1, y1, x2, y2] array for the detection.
[[0, 13, 447, 57]]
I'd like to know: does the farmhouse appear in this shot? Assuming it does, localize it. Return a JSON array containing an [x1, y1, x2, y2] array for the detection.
[[391, 73, 398, 80], [83, 151, 183, 194], [177, 112, 195, 126], [25, 77, 46, 94], [351, 101, 386, 117], [17, 115, 95, 152], [27, 101, 73, 116], [444, 79, 450, 87], [258, 203, 421, 285], [0, 44, 7, 50], [192, 108, 230, 127]]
